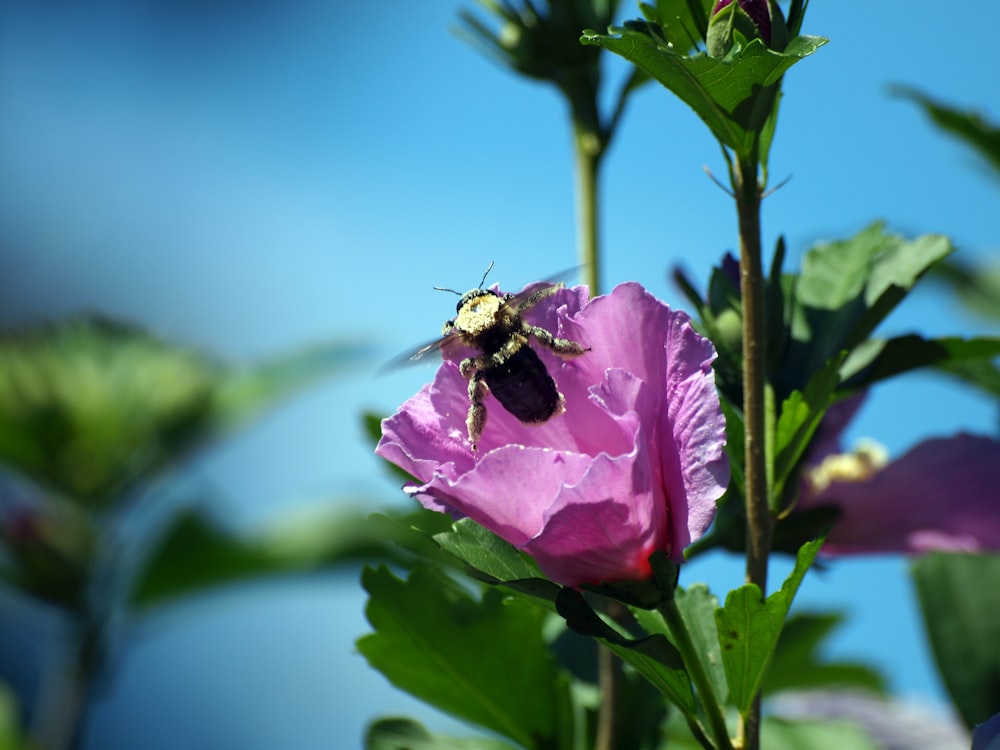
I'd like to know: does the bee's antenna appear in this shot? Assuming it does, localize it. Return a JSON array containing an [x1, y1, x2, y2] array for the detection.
[[478, 261, 495, 289], [434, 262, 495, 295]]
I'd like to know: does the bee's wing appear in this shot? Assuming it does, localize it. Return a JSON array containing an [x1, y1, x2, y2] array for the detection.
[[498, 265, 584, 312], [377, 332, 454, 375]]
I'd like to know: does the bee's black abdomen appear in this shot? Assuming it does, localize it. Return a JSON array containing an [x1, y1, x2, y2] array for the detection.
[[483, 346, 561, 424]]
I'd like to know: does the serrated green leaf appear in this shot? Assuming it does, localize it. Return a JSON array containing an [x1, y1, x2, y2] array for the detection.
[[581, 28, 825, 155], [366, 717, 517, 750], [764, 612, 885, 695], [715, 538, 823, 715], [359, 566, 574, 750], [786, 224, 953, 392], [863, 232, 954, 308], [912, 553, 1000, 728]]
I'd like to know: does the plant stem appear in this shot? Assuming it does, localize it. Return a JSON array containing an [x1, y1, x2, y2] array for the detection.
[[33, 648, 87, 750], [658, 598, 733, 750], [595, 642, 620, 750], [734, 154, 771, 750], [573, 122, 602, 297]]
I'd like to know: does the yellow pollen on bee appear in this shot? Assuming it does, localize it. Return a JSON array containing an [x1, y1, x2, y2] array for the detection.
[[806, 438, 889, 492], [456, 293, 503, 333]]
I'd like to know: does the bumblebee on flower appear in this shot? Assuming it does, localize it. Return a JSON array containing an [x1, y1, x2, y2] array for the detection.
[[377, 281, 729, 588]]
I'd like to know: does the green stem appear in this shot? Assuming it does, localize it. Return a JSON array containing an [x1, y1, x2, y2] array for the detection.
[[734, 153, 770, 750], [659, 597, 733, 750], [595, 643, 620, 750], [572, 122, 602, 297]]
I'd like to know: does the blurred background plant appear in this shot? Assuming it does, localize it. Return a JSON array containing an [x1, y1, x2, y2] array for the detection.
[[0, 316, 375, 748]]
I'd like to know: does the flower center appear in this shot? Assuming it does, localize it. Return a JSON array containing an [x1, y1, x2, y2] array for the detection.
[[806, 439, 889, 492]]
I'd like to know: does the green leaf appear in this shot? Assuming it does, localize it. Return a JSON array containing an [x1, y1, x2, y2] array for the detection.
[[675, 584, 728, 707], [937, 356, 1000, 400], [211, 337, 370, 428], [720, 397, 746, 495], [614, 667, 671, 750], [554, 588, 696, 715], [434, 518, 540, 583], [131, 510, 266, 607], [434, 519, 561, 603], [772, 353, 846, 506], [786, 224, 953, 392], [764, 612, 885, 695], [359, 566, 574, 750], [912, 552, 1000, 728], [931, 258, 1000, 321], [132, 505, 408, 608], [0, 317, 218, 508], [841, 334, 1000, 392], [0, 497, 93, 610], [640, 0, 714, 54], [893, 86, 1000, 178], [0, 316, 368, 510], [0, 682, 30, 750], [760, 717, 878, 750], [366, 718, 517, 750], [715, 538, 823, 715], [581, 28, 826, 156]]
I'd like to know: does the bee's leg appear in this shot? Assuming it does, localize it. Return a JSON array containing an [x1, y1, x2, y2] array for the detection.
[[466, 370, 488, 451], [460, 357, 488, 451], [513, 284, 560, 313], [528, 324, 590, 359]]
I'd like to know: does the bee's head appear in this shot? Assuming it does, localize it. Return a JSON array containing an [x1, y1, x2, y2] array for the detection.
[[456, 288, 498, 314], [455, 289, 503, 334]]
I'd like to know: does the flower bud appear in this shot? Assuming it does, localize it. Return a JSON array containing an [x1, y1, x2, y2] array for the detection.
[[707, 0, 788, 58]]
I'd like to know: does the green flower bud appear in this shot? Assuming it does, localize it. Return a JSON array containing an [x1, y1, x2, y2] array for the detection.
[[707, 0, 788, 58]]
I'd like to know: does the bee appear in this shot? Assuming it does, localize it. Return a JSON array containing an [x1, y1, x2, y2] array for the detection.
[[403, 263, 590, 450]]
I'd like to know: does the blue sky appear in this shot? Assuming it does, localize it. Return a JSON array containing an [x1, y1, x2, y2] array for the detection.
[[1, 1, 998, 747]]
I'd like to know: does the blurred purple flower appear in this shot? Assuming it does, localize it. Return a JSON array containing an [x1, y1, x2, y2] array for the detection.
[[377, 282, 729, 587], [974, 711, 1000, 750], [798, 394, 1000, 555]]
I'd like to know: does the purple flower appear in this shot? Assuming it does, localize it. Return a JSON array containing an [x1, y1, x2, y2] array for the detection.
[[798, 395, 1000, 555], [377, 283, 729, 587]]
